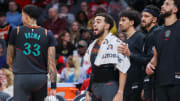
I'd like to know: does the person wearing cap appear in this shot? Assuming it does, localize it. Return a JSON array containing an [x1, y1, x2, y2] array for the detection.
[[77, 40, 91, 71], [73, 40, 91, 73], [141, 5, 160, 101]]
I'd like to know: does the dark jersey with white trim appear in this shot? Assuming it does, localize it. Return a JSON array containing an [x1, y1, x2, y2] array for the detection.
[[9, 25, 56, 74], [153, 20, 180, 86]]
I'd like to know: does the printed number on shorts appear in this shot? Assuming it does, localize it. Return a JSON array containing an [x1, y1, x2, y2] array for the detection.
[[23, 42, 40, 56]]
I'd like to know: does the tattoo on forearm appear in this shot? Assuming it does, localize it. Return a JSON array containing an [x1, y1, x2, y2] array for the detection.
[[48, 47, 57, 82], [7, 45, 15, 68]]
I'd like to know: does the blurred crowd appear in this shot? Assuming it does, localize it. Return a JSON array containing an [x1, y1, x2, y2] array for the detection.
[[0, 0, 167, 100]]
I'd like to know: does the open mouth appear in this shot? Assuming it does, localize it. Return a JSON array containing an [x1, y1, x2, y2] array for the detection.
[[161, 9, 165, 13], [93, 28, 98, 33]]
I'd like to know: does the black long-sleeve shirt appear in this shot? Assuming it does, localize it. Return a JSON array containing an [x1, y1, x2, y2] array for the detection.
[[128, 26, 158, 65], [124, 31, 145, 94]]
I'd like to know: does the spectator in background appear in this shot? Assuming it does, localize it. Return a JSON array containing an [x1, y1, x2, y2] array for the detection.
[[43, 7, 67, 39], [56, 31, 75, 58], [89, 0, 109, 16], [60, 55, 87, 84], [32, 0, 51, 8], [80, 28, 93, 45], [76, 11, 89, 29], [69, 21, 81, 45], [0, 41, 6, 68], [0, 12, 12, 45], [0, 0, 11, 12], [108, 0, 130, 27], [15, 0, 51, 9], [59, 4, 75, 28], [0, 68, 13, 91], [116, 31, 127, 42], [80, 1, 93, 19], [126, 0, 147, 12], [73, 40, 91, 72], [43, 0, 61, 19], [108, 0, 129, 13], [0, 68, 13, 96], [59, 0, 75, 8], [6, 1, 22, 28]]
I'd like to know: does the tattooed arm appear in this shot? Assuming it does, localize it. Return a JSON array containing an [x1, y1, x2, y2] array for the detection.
[[7, 45, 15, 69], [48, 46, 57, 97]]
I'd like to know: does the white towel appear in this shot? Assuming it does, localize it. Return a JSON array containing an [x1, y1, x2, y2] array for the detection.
[[84, 33, 130, 73]]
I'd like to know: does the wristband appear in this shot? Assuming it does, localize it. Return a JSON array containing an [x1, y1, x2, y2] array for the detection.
[[51, 82, 56, 89]]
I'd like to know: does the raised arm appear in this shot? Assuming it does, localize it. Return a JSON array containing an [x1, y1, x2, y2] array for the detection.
[[7, 45, 15, 69], [48, 46, 57, 96]]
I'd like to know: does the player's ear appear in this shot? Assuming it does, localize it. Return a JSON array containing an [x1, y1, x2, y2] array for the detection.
[[105, 23, 110, 30], [130, 20, 134, 26], [152, 17, 157, 23], [173, 6, 178, 14]]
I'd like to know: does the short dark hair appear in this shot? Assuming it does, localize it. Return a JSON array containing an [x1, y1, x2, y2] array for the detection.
[[23, 5, 40, 20], [0, 12, 6, 17], [95, 13, 114, 30], [174, 0, 180, 18], [60, 3, 68, 8], [144, 5, 160, 17], [120, 10, 141, 28]]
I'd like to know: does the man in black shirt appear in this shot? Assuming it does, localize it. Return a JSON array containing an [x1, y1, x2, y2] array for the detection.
[[118, 10, 145, 101], [85, 13, 130, 101], [146, 0, 180, 101], [141, 5, 160, 101], [6, 5, 57, 101]]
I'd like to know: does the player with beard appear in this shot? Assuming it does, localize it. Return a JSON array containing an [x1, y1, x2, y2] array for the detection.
[[141, 5, 160, 101], [146, 0, 180, 101], [118, 10, 145, 101], [85, 13, 130, 101]]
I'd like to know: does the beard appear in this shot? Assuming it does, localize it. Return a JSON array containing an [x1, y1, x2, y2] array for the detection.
[[160, 10, 172, 19], [141, 19, 153, 30], [94, 29, 104, 39]]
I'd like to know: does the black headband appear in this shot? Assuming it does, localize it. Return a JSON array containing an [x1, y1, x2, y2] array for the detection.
[[143, 8, 159, 17]]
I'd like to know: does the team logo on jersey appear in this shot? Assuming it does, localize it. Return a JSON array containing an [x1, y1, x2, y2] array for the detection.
[[107, 44, 113, 50], [103, 39, 109, 44], [116, 39, 121, 43], [164, 30, 171, 40], [175, 73, 180, 79]]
